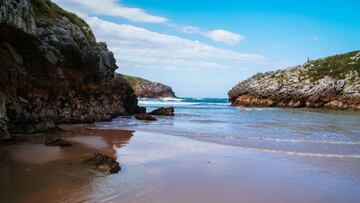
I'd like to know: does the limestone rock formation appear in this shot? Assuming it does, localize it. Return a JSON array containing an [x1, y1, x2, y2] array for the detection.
[[0, 0, 138, 139], [229, 51, 360, 110], [119, 74, 176, 98]]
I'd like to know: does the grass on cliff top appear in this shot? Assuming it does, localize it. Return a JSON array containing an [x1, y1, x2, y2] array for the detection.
[[30, 0, 93, 41], [304, 51, 360, 81], [116, 74, 146, 87]]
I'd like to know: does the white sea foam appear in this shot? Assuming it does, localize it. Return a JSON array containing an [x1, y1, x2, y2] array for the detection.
[[138, 98, 230, 107], [161, 97, 184, 102], [242, 147, 360, 158], [236, 107, 274, 111], [110, 97, 360, 159], [203, 135, 360, 145], [138, 101, 198, 106], [191, 136, 360, 158]]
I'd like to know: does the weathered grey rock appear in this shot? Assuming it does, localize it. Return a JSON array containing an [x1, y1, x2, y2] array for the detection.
[[229, 51, 360, 110], [84, 152, 121, 174], [149, 107, 175, 116], [0, 0, 139, 139], [43, 51, 58, 65], [0, 92, 10, 139], [3, 42, 23, 65], [120, 74, 176, 98], [135, 113, 157, 121], [98, 42, 117, 71], [0, 0, 37, 35]]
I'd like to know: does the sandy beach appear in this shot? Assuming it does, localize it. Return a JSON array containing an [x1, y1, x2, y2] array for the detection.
[[1, 0, 359, 202], [1, 126, 360, 203]]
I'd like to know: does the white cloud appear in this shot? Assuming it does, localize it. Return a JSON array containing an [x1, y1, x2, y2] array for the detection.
[[178, 25, 202, 34], [53, 0, 168, 23], [204, 30, 245, 46], [169, 24, 244, 45], [53, 0, 245, 45], [86, 17, 268, 71]]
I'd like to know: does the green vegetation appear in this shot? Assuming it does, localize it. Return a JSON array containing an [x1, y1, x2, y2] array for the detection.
[[304, 51, 360, 81], [30, 0, 93, 41], [115, 73, 147, 87], [275, 73, 288, 84]]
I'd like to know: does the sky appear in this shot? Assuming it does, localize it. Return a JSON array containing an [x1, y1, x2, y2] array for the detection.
[[53, 0, 360, 98]]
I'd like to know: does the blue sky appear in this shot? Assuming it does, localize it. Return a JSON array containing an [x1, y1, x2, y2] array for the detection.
[[54, 0, 360, 97]]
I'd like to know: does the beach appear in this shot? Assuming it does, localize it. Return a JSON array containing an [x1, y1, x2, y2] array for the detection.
[[1, 125, 360, 203], [1, 1, 359, 202], [1, 98, 360, 203]]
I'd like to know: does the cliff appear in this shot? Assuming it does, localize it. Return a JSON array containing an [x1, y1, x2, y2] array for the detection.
[[119, 74, 176, 98], [229, 51, 360, 110], [0, 0, 139, 139]]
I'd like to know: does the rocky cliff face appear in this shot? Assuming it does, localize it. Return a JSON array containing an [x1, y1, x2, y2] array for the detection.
[[0, 0, 138, 139], [229, 51, 360, 110], [120, 74, 176, 98]]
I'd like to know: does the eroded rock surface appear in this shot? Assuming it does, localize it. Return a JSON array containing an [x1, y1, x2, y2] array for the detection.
[[149, 107, 175, 116], [135, 113, 157, 121], [0, 92, 10, 139], [229, 51, 360, 110], [119, 74, 176, 98], [84, 152, 121, 174], [0, 0, 138, 139]]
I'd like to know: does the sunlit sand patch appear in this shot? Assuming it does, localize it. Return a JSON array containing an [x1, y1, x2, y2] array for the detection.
[[66, 136, 108, 149]]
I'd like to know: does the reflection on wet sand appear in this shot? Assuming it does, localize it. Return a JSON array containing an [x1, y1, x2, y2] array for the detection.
[[0, 126, 133, 203], [1, 127, 360, 203]]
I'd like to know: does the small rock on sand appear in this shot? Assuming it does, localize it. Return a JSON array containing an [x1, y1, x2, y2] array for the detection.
[[84, 152, 121, 174]]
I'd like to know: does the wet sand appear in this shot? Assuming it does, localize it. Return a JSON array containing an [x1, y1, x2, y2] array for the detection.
[[1, 126, 360, 203]]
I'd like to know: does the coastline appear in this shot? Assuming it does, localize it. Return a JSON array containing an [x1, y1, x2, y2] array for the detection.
[[229, 95, 360, 111], [1, 1, 359, 203], [1, 126, 360, 203]]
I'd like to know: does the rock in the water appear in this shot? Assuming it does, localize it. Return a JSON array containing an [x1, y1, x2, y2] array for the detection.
[[149, 107, 174, 116], [136, 106, 147, 114], [45, 137, 71, 147], [119, 74, 176, 98], [229, 51, 360, 110], [84, 152, 121, 174], [135, 113, 157, 121], [0, 0, 139, 139]]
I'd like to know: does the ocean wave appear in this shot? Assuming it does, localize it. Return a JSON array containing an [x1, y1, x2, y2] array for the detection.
[[197, 135, 360, 145], [192, 136, 360, 158], [138, 101, 199, 106], [138, 97, 230, 107], [237, 146, 360, 158], [138, 97, 184, 102], [138, 101, 230, 107], [89, 125, 360, 158], [236, 107, 274, 111], [161, 97, 184, 102]]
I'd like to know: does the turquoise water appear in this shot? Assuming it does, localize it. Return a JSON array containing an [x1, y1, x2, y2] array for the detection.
[[96, 97, 360, 158]]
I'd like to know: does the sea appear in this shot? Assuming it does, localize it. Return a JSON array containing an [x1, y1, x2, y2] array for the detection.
[[2, 97, 360, 203], [95, 97, 360, 158]]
